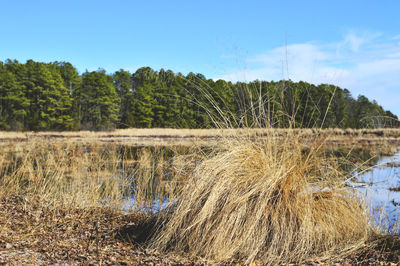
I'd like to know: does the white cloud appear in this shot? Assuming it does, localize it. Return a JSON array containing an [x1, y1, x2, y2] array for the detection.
[[340, 33, 366, 52], [218, 32, 400, 116]]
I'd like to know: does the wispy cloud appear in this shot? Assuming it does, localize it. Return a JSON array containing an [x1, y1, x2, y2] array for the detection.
[[218, 32, 400, 115]]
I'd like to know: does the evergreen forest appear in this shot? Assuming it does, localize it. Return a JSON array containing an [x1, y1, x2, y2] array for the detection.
[[0, 59, 398, 131]]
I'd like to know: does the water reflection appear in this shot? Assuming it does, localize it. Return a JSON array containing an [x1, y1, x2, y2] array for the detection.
[[349, 152, 400, 232]]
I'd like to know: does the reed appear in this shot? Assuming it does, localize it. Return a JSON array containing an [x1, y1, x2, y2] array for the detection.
[[149, 131, 371, 264], [0, 141, 186, 211]]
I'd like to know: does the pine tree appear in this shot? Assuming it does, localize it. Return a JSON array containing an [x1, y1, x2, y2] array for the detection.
[[113, 69, 135, 128], [78, 70, 120, 130], [0, 62, 29, 130], [132, 82, 155, 128], [23, 60, 73, 130]]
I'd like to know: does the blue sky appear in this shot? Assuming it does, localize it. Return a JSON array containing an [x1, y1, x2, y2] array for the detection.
[[1, 0, 400, 116]]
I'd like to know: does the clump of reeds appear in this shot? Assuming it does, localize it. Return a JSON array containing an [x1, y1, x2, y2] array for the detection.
[[149, 131, 370, 264]]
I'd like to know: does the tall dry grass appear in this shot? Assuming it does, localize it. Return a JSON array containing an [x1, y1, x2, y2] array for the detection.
[[0, 141, 187, 212], [149, 131, 371, 264]]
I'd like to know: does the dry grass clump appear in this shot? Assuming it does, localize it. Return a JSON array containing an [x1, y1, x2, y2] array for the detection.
[[149, 132, 371, 264]]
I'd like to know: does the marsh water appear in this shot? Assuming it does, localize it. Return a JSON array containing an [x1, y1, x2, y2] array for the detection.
[[349, 152, 400, 232]]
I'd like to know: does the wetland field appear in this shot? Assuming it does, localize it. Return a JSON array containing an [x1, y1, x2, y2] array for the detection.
[[1, 128, 400, 265]]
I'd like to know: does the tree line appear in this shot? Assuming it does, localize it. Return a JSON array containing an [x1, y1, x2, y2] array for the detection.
[[0, 59, 398, 131]]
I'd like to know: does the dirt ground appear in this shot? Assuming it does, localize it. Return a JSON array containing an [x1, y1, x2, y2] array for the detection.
[[0, 197, 399, 265]]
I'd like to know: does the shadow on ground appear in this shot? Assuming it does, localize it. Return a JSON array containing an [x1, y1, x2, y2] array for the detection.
[[115, 215, 159, 245]]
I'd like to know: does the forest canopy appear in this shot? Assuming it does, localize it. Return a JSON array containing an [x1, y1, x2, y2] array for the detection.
[[0, 59, 398, 131]]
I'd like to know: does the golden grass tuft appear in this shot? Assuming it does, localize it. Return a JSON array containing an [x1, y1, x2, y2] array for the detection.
[[149, 132, 371, 264]]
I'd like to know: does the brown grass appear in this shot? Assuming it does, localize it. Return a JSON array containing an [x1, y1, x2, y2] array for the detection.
[[0, 141, 187, 212], [149, 131, 372, 264], [2, 128, 400, 158], [2, 127, 400, 141]]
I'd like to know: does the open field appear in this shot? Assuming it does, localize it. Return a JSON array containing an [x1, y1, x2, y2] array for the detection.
[[1, 128, 400, 264], [2, 128, 400, 152]]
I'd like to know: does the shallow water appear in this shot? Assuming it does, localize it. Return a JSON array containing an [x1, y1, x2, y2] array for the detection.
[[122, 197, 170, 213], [349, 152, 400, 232]]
